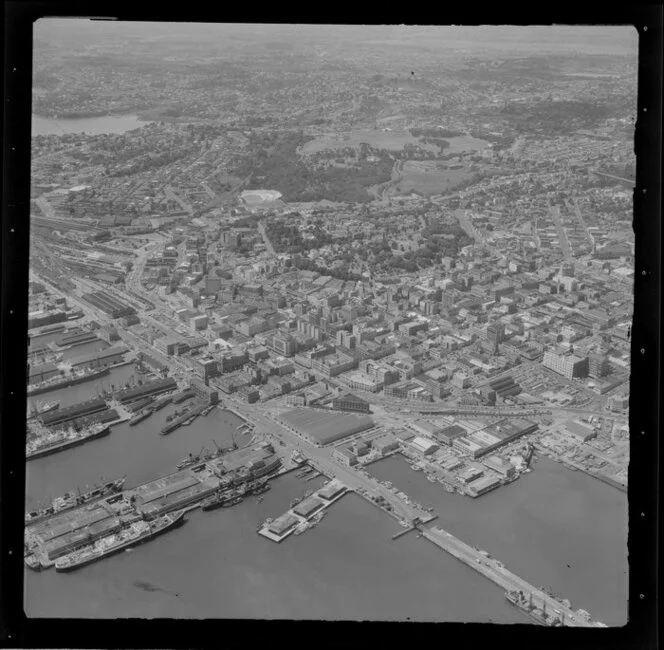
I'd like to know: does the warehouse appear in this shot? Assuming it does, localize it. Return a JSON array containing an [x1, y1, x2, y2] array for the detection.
[[69, 345, 129, 371], [293, 497, 325, 519], [115, 377, 177, 404], [81, 291, 136, 319], [278, 408, 374, 446], [269, 513, 299, 537], [28, 362, 60, 384], [434, 424, 468, 446], [318, 482, 347, 502], [409, 436, 439, 456], [453, 419, 538, 459], [468, 475, 502, 497], [41, 397, 108, 427]]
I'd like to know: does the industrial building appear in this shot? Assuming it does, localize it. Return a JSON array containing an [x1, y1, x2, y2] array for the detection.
[[563, 419, 598, 443], [278, 408, 374, 446], [81, 291, 136, 319], [331, 392, 371, 414], [453, 419, 538, 459], [482, 455, 516, 478], [409, 436, 439, 456], [293, 497, 325, 519], [318, 482, 347, 501], [269, 513, 299, 537], [115, 377, 177, 404], [41, 398, 108, 427], [434, 424, 468, 446], [468, 475, 502, 497], [69, 345, 128, 371], [28, 362, 61, 384]]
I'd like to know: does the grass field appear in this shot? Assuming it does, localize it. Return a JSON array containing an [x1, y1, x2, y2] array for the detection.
[[300, 129, 439, 154], [391, 160, 478, 196]]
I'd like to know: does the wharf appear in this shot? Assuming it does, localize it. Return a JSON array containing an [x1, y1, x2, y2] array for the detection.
[[533, 444, 627, 493], [391, 525, 418, 540], [258, 479, 349, 543], [160, 402, 206, 435], [420, 526, 603, 627], [224, 407, 248, 423], [25, 443, 286, 569]]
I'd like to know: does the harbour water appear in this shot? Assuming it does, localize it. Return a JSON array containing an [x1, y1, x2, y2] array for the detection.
[[24, 373, 626, 623], [32, 114, 152, 137], [369, 454, 628, 625], [25, 470, 524, 622]]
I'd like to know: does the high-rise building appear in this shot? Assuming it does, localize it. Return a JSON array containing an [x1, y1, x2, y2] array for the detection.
[[543, 349, 589, 379]]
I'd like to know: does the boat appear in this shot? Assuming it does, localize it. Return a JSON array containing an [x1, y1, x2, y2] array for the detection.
[[54, 511, 186, 573], [129, 410, 152, 427], [505, 590, 564, 626], [26, 423, 111, 461], [152, 396, 172, 412], [222, 495, 244, 508], [201, 488, 239, 512], [27, 367, 111, 396], [25, 477, 126, 526]]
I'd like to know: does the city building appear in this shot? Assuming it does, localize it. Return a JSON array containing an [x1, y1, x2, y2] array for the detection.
[[543, 349, 589, 379]]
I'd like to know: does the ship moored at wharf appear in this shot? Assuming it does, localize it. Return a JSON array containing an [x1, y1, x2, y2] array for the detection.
[[26, 423, 110, 461], [26, 400, 60, 420], [27, 367, 110, 396], [25, 477, 126, 527], [128, 410, 152, 426], [54, 510, 185, 572], [24, 443, 283, 571]]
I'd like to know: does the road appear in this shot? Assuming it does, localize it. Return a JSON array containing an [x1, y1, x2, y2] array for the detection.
[[547, 200, 572, 260], [455, 209, 486, 244], [232, 398, 602, 626], [257, 221, 277, 257], [164, 185, 194, 216], [227, 401, 432, 524]]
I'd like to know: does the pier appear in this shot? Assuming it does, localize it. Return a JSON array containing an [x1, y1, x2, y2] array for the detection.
[[420, 526, 604, 627], [391, 525, 418, 540], [258, 479, 349, 543]]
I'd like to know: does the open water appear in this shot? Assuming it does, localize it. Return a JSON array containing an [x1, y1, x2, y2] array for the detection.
[[32, 114, 152, 137], [24, 373, 627, 623]]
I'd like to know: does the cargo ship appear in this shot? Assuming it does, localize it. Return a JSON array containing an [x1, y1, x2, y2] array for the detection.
[[152, 396, 173, 412], [25, 477, 126, 526], [26, 423, 110, 461], [129, 410, 152, 427], [505, 590, 564, 626], [26, 400, 60, 420], [27, 367, 110, 396], [54, 510, 186, 573], [176, 442, 229, 471]]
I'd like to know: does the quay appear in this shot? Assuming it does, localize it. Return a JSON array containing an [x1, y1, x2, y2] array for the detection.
[[419, 526, 604, 627], [25, 442, 284, 570]]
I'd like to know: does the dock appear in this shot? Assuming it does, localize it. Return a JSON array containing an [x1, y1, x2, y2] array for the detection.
[[25, 442, 284, 569], [420, 526, 604, 627], [391, 524, 419, 540], [258, 479, 349, 543]]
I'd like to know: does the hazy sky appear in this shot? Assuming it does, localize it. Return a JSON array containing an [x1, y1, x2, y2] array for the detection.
[[34, 21, 638, 56]]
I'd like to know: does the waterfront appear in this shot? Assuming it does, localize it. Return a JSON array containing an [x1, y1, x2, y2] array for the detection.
[[369, 454, 628, 625], [25, 471, 524, 622], [24, 366, 626, 622], [27, 363, 135, 411], [32, 113, 152, 137]]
